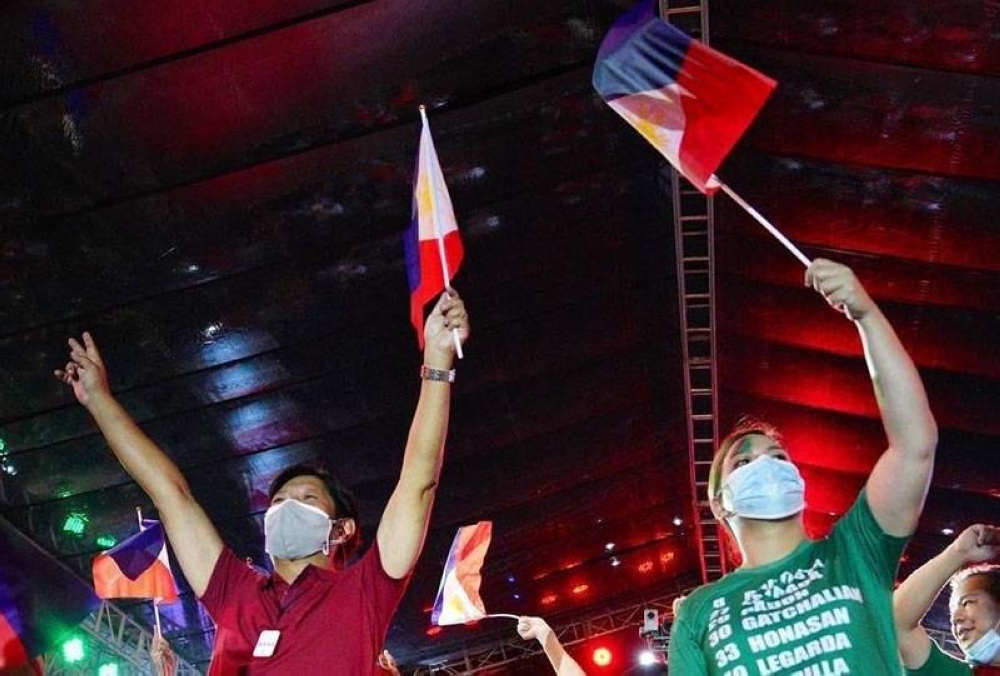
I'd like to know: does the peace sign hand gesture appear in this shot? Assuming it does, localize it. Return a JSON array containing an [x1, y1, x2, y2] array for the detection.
[[53, 331, 111, 409]]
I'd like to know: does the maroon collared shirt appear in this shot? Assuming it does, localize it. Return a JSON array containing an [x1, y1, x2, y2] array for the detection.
[[199, 542, 408, 675]]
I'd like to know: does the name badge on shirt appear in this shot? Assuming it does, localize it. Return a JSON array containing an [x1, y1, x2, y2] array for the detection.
[[253, 630, 281, 658]]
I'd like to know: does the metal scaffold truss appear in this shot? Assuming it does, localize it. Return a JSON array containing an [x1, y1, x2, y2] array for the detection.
[[926, 626, 961, 658], [44, 601, 201, 676], [408, 588, 693, 675], [404, 594, 964, 675], [37, 593, 959, 675]]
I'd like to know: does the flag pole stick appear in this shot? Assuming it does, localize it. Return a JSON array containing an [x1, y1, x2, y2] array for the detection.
[[485, 613, 520, 620], [419, 105, 464, 360], [719, 182, 812, 268], [137, 506, 164, 639]]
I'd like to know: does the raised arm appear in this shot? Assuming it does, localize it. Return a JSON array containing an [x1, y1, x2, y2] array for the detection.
[[806, 259, 937, 536], [518, 617, 588, 676], [55, 333, 223, 596], [376, 291, 469, 579], [894, 524, 998, 668]]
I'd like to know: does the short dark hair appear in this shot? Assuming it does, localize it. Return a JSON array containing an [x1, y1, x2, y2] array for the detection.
[[268, 463, 362, 560], [950, 564, 1000, 605]]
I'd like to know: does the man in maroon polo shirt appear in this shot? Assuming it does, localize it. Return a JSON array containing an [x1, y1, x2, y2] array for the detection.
[[56, 290, 470, 674]]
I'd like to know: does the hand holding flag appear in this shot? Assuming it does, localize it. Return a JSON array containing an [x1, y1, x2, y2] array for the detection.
[[151, 633, 179, 676], [404, 107, 466, 355], [93, 514, 179, 641], [423, 289, 469, 364]]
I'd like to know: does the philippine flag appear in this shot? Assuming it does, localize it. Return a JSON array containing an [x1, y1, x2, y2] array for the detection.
[[403, 107, 464, 349], [92, 520, 179, 604], [592, 0, 776, 193], [0, 516, 97, 671], [431, 521, 492, 626]]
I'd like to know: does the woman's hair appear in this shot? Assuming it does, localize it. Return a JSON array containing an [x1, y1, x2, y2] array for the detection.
[[950, 564, 1000, 605], [268, 463, 362, 560]]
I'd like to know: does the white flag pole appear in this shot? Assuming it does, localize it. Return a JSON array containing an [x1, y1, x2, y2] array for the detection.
[[420, 105, 464, 359], [485, 613, 520, 620], [719, 182, 812, 268]]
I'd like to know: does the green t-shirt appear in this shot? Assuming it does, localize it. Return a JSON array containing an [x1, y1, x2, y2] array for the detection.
[[668, 491, 909, 675], [905, 641, 972, 676]]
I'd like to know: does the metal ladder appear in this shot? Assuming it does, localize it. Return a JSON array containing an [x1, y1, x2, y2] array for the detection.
[[660, 0, 725, 584]]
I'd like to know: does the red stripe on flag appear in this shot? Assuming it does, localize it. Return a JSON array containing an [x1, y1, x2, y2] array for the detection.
[[453, 522, 491, 600], [676, 41, 775, 192], [93, 555, 179, 603], [0, 612, 29, 670], [409, 231, 464, 348]]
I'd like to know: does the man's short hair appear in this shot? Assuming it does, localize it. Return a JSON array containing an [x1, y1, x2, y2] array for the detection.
[[268, 463, 362, 560], [950, 564, 1000, 605]]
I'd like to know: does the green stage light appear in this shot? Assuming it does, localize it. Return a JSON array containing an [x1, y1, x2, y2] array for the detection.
[[61, 636, 86, 663], [62, 512, 89, 536], [96, 534, 118, 548], [98, 662, 119, 676]]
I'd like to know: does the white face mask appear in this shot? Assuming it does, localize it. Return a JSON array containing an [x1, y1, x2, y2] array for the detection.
[[264, 499, 337, 561], [964, 626, 1000, 665], [720, 454, 806, 520]]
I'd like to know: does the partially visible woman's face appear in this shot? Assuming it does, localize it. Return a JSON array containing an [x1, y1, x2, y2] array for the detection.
[[951, 575, 1000, 651]]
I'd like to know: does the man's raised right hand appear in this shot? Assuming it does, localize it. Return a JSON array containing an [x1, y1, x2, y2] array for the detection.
[[54, 331, 111, 409]]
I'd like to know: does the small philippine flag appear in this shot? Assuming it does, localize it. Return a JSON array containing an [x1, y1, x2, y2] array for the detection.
[[403, 107, 464, 349], [92, 519, 179, 604], [431, 521, 493, 626]]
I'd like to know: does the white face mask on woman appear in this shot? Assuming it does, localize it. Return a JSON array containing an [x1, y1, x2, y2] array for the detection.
[[720, 454, 806, 520], [964, 626, 1000, 665], [264, 499, 338, 560]]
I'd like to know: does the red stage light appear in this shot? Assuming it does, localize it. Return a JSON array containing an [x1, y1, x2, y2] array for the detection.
[[426, 626, 442, 637], [592, 647, 613, 667]]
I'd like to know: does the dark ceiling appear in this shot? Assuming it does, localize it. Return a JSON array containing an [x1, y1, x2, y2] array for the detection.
[[0, 0, 997, 672]]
